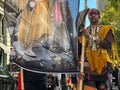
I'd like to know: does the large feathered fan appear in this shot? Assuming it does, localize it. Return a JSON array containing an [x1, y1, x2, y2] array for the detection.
[[76, 8, 90, 35]]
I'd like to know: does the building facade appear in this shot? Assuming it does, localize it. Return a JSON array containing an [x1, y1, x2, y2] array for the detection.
[[0, 0, 18, 90], [0, 0, 11, 68], [96, 0, 108, 10]]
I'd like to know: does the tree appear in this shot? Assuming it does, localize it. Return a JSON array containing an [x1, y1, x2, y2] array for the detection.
[[108, 0, 120, 10], [99, 1, 120, 57]]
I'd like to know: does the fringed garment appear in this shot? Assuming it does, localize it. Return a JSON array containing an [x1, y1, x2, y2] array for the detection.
[[79, 25, 116, 74]]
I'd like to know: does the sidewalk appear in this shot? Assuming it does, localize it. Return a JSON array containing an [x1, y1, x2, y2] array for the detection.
[[112, 85, 118, 90]]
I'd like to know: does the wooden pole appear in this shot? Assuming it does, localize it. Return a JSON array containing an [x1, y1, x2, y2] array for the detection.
[[77, 36, 85, 90], [21, 68, 24, 90], [78, 0, 87, 90]]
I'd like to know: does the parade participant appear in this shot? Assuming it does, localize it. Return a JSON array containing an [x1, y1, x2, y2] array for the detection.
[[23, 69, 47, 90], [78, 8, 116, 90]]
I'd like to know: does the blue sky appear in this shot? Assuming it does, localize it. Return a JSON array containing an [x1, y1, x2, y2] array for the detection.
[[79, 0, 96, 26]]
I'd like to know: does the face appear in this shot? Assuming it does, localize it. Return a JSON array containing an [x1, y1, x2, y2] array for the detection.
[[88, 9, 100, 25], [29, 0, 37, 8]]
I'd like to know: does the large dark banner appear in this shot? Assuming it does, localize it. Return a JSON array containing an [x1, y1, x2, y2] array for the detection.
[[5, 0, 79, 73]]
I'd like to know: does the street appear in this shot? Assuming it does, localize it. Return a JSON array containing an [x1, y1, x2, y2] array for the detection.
[[113, 85, 119, 90], [54, 85, 119, 90]]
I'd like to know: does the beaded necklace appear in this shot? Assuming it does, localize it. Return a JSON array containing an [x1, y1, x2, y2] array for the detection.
[[87, 25, 102, 50]]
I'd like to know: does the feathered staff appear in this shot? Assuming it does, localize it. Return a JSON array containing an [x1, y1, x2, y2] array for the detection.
[[76, 3, 89, 90]]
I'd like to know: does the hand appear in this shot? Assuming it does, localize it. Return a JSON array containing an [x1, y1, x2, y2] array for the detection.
[[94, 38, 100, 45], [81, 29, 90, 38], [78, 72, 85, 80]]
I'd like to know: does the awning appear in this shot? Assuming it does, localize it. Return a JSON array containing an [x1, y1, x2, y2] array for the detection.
[[0, 43, 10, 54]]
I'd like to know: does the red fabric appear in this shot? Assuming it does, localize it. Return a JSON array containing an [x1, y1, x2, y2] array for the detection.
[[88, 74, 90, 80], [67, 77, 71, 84], [54, 0, 62, 23], [66, 74, 71, 84], [18, 72, 22, 90]]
